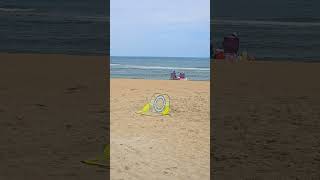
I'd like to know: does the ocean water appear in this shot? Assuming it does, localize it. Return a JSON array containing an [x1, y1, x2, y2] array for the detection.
[[212, 0, 320, 60], [0, 0, 108, 55], [111, 56, 210, 81], [4, 0, 319, 60]]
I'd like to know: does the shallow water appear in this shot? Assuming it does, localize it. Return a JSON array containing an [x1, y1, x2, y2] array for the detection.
[[111, 56, 210, 80]]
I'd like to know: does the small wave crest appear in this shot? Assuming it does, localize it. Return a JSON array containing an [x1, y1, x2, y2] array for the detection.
[[0, 7, 35, 12], [0, 6, 108, 23], [212, 19, 320, 27], [111, 64, 209, 71]]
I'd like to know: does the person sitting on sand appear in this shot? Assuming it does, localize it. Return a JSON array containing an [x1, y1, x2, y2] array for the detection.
[[223, 32, 239, 62], [180, 72, 185, 79], [170, 70, 177, 80]]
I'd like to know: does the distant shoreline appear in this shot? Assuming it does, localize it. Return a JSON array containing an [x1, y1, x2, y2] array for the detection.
[[1, 52, 319, 62], [253, 58, 320, 63], [213, 58, 320, 63], [110, 77, 210, 82], [111, 55, 209, 59]]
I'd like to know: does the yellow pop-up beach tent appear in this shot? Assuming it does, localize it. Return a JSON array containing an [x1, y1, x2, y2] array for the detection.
[[137, 93, 171, 116]]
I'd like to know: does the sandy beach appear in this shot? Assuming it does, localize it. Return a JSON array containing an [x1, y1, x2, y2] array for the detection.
[[0, 53, 109, 179], [212, 61, 320, 179], [3, 52, 320, 179], [110, 79, 210, 180]]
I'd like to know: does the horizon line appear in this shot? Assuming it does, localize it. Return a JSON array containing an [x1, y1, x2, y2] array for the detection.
[[110, 55, 210, 59]]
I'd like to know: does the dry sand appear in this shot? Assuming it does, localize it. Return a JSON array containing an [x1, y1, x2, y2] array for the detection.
[[0, 53, 108, 180], [212, 61, 320, 179], [4, 53, 319, 179], [110, 79, 210, 180]]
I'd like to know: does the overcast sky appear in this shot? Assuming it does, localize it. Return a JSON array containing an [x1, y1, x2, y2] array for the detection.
[[110, 0, 209, 57]]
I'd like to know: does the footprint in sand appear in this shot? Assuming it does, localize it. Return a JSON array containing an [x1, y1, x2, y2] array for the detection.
[[16, 115, 24, 120], [125, 145, 141, 155], [65, 84, 88, 94], [34, 104, 48, 110], [163, 167, 178, 176]]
